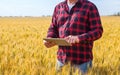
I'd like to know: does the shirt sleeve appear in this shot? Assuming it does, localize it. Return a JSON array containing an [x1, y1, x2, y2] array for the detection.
[[47, 7, 59, 38], [78, 3, 103, 42]]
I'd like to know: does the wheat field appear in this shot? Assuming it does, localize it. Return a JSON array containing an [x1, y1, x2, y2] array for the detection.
[[0, 16, 120, 75]]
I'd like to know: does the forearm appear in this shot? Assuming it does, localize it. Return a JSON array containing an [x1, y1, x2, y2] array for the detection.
[[78, 27, 103, 42]]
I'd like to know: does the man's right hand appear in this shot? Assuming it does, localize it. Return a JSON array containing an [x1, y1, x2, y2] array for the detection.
[[43, 40, 56, 48]]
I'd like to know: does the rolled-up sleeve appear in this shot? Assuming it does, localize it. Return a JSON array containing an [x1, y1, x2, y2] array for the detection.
[[78, 3, 103, 42]]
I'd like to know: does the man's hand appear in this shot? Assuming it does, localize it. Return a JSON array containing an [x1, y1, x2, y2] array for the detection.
[[43, 40, 56, 48], [64, 35, 79, 44]]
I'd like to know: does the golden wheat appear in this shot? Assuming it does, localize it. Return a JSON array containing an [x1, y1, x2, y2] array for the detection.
[[0, 16, 120, 75]]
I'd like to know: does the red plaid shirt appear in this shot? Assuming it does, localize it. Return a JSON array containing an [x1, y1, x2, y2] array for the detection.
[[47, 0, 103, 64]]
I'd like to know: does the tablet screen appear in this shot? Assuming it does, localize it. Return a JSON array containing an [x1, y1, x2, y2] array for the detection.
[[43, 38, 71, 46]]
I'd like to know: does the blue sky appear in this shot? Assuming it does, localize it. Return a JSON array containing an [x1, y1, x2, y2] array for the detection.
[[0, 0, 120, 16]]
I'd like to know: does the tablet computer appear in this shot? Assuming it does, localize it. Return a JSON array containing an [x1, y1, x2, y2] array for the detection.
[[43, 38, 71, 46]]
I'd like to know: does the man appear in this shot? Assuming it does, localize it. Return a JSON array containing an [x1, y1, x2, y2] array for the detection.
[[44, 0, 103, 74]]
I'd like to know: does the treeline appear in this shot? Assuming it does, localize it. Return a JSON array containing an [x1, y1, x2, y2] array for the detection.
[[0, 14, 52, 17], [113, 12, 120, 16], [0, 12, 120, 17], [0, 15, 51, 18]]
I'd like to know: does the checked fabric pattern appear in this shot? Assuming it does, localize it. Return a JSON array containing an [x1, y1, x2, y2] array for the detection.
[[47, 0, 103, 64]]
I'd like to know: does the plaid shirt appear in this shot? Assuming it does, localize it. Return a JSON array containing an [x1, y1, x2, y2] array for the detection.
[[47, 0, 103, 64]]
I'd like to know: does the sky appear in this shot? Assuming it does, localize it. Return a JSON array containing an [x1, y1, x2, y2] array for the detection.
[[0, 0, 120, 16]]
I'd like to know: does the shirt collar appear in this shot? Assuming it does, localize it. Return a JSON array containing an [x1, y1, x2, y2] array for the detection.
[[65, 0, 86, 3]]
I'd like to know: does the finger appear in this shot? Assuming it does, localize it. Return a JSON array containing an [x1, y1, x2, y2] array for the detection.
[[51, 42, 56, 45], [64, 36, 71, 41], [75, 37, 79, 43], [44, 41, 53, 48], [45, 42, 51, 47], [68, 38, 73, 44], [72, 38, 76, 44], [45, 43, 50, 48], [72, 39, 76, 44], [43, 40, 47, 43], [71, 36, 78, 44], [69, 35, 72, 37]]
